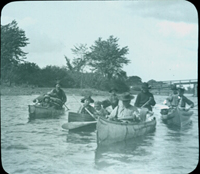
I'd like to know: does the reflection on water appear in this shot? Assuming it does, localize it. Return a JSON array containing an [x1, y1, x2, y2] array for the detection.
[[67, 131, 96, 144], [1, 95, 198, 174], [95, 133, 156, 169]]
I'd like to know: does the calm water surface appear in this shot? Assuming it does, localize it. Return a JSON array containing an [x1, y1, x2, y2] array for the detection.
[[1, 94, 198, 174]]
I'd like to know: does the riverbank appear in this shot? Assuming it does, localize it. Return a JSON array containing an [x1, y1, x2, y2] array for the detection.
[[0, 85, 108, 96], [0, 85, 195, 97]]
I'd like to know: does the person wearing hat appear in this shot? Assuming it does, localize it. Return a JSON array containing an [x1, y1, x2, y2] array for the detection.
[[41, 95, 52, 108], [78, 96, 96, 114], [165, 84, 180, 108], [177, 85, 194, 111], [134, 82, 156, 111], [101, 87, 119, 110], [93, 101, 109, 118], [107, 92, 139, 121], [48, 82, 67, 108]]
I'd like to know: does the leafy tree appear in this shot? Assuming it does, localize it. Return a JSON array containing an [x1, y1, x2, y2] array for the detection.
[[40, 66, 74, 88], [126, 76, 142, 87], [88, 35, 130, 80], [15, 62, 41, 85], [1, 20, 29, 85], [64, 56, 73, 71], [64, 44, 89, 72], [71, 44, 89, 72]]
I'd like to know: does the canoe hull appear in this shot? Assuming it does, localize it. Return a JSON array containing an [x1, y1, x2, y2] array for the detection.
[[96, 116, 156, 146], [67, 112, 96, 131], [28, 105, 65, 119], [68, 112, 95, 122], [161, 107, 193, 127]]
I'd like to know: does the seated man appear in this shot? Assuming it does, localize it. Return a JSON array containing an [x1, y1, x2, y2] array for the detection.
[[48, 82, 67, 108], [178, 86, 194, 111], [165, 84, 180, 108], [107, 92, 139, 122], [101, 87, 119, 110], [78, 96, 96, 115], [134, 82, 156, 111]]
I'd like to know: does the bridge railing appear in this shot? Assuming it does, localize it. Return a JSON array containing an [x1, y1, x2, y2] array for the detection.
[[150, 79, 197, 89], [161, 79, 197, 85]]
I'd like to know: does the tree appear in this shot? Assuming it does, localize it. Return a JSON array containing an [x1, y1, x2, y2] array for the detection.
[[87, 36, 130, 80], [126, 76, 142, 87], [15, 62, 41, 85], [71, 44, 89, 72], [1, 20, 29, 85]]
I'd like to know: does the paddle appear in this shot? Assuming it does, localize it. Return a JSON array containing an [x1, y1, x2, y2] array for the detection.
[[64, 103, 70, 111], [62, 121, 97, 130], [72, 94, 97, 120], [184, 104, 198, 111], [141, 97, 152, 108]]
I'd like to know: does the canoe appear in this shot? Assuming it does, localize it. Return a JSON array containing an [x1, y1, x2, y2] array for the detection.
[[96, 116, 156, 146], [63, 112, 97, 131], [160, 107, 193, 127], [68, 112, 96, 122], [28, 104, 65, 119]]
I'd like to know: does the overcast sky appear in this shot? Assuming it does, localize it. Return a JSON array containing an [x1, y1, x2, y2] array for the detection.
[[1, 1, 198, 82]]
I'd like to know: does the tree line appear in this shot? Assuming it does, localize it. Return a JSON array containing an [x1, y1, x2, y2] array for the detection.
[[1, 20, 194, 93], [1, 20, 145, 93]]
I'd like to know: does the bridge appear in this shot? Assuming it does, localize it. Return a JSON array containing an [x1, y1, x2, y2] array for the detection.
[[150, 79, 198, 96]]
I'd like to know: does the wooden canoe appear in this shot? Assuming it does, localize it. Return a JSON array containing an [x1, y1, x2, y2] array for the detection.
[[68, 112, 96, 122], [160, 107, 193, 127], [96, 116, 156, 146], [28, 105, 65, 119], [65, 112, 96, 131]]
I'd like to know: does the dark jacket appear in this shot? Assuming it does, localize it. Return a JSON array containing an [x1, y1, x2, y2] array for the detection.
[[179, 96, 194, 108], [134, 91, 156, 111], [102, 94, 119, 109], [49, 88, 67, 104]]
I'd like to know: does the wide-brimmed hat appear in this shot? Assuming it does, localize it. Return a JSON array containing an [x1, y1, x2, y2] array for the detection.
[[81, 96, 94, 103], [118, 92, 134, 101], [171, 84, 178, 90], [141, 82, 151, 89], [109, 87, 118, 93], [177, 85, 185, 91]]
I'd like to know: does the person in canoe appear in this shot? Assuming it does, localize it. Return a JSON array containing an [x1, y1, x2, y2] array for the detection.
[[78, 96, 96, 115], [134, 82, 156, 111], [40, 95, 52, 108], [107, 92, 140, 122], [101, 87, 119, 111], [164, 84, 180, 108], [94, 101, 109, 118], [178, 86, 194, 111], [47, 82, 67, 109]]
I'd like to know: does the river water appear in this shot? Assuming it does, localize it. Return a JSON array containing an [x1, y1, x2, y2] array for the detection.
[[1, 94, 198, 174]]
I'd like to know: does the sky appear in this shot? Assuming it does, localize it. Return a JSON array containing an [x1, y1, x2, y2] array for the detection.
[[1, 1, 198, 82]]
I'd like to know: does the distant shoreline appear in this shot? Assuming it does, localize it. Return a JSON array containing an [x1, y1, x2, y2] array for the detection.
[[0, 85, 108, 96], [0, 85, 195, 97]]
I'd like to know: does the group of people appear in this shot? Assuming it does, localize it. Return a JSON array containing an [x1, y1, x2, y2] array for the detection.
[[77, 82, 156, 122], [33, 82, 67, 109], [33, 81, 194, 122], [164, 84, 194, 111]]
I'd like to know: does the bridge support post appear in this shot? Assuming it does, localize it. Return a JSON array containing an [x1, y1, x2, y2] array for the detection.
[[193, 84, 198, 97]]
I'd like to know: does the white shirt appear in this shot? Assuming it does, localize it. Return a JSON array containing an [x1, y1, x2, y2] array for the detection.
[[108, 104, 139, 119]]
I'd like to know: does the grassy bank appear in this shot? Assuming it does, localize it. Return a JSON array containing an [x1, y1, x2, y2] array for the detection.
[[1, 85, 194, 97], [0, 85, 108, 96]]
